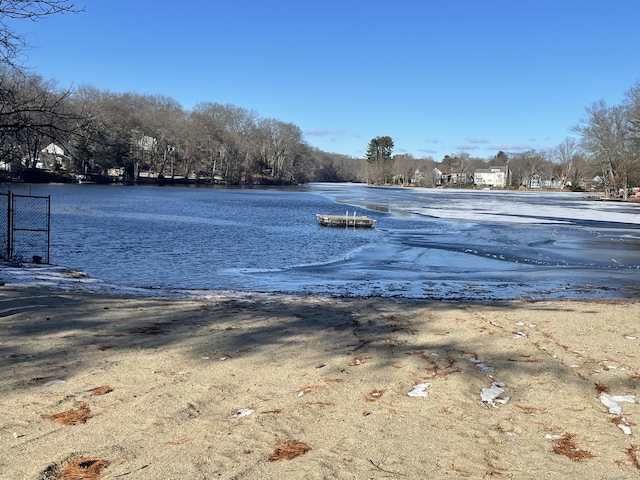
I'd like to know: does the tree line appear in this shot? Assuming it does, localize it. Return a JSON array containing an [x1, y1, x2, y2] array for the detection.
[[365, 83, 640, 198], [0, 2, 371, 185], [1, 72, 376, 185], [1, 2, 639, 193]]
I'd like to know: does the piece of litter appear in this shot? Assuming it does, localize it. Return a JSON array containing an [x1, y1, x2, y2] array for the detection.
[[477, 363, 494, 372], [469, 357, 494, 372], [625, 336, 636, 340], [43, 379, 65, 387], [481, 382, 509, 407], [513, 332, 527, 339], [600, 392, 636, 415], [219, 356, 227, 361], [617, 418, 631, 435], [545, 434, 564, 440], [202, 356, 210, 360], [234, 408, 255, 418], [618, 424, 632, 435], [177, 371, 188, 375], [407, 383, 431, 397]]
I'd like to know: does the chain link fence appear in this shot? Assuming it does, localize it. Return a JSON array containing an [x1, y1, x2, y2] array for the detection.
[[0, 191, 51, 263]]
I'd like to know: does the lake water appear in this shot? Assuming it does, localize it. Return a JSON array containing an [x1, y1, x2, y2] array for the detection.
[[3, 183, 640, 301]]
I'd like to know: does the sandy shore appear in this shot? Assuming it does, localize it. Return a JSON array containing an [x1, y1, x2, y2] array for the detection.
[[1, 286, 639, 479]]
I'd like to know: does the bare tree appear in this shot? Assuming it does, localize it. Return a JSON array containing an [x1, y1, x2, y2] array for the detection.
[[0, 1, 82, 177], [0, 68, 76, 167], [508, 150, 549, 188], [624, 81, 640, 191], [572, 100, 630, 198], [553, 137, 580, 190], [70, 88, 144, 176], [256, 118, 306, 182], [190, 103, 258, 184], [0, 1, 81, 67], [393, 153, 418, 185], [134, 95, 185, 178]]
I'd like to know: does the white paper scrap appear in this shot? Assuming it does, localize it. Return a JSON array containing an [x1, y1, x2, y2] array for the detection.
[[407, 383, 431, 397], [617, 421, 632, 435], [43, 379, 66, 387], [234, 408, 255, 418], [600, 392, 636, 415], [481, 382, 509, 407], [469, 357, 495, 372]]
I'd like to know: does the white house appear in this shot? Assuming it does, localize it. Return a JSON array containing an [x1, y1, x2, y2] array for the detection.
[[41, 143, 65, 156], [35, 143, 68, 170], [474, 166, 508, 188]]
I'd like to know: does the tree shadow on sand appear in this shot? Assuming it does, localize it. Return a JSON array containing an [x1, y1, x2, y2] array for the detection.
[[3, 286, 640, 478]]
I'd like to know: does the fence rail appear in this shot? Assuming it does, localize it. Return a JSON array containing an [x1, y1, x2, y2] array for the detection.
[[0, 191, 51, 263]]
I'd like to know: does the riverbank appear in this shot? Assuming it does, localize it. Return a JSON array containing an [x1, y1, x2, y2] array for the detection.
[[1, 286, 639, 479]]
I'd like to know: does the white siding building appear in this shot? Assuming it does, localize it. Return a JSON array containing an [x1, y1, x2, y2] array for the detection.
[[474, 166, 508, 188]]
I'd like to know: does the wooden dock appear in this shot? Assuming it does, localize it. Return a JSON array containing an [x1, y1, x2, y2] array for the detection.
[[316, 213, 376, 228]]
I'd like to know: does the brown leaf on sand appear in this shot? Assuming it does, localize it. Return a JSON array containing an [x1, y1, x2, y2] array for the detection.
[[323, 378, 342, 384], [261, 409, 283, 414], [627, 445, 640, 470], [165, 436, 191, 446], [296, 384, 319, 396], [364, 389, 386, 402], [42, 403, 92, 426], [268, 440, 311, 461], [56, 456, 109, 480], [594, 383, 609, 394], [551, 433, 596, 461], [88, 385, 113, 396], [611, 415, 634, 429], [515, 404, 545, 414]]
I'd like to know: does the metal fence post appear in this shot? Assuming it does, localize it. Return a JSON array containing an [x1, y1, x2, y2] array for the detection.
[[7, 190, 12, 260]]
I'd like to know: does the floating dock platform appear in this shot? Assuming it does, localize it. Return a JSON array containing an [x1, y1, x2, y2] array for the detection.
[[316, 213, 376, 228]]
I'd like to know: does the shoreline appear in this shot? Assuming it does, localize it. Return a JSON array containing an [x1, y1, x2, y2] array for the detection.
[[2, 260, 639, 305], [1, 285, 639, 479]]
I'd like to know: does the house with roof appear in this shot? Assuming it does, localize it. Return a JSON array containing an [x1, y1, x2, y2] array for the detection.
[[474, 165, 509, 188], [34, 143, 70, 170]]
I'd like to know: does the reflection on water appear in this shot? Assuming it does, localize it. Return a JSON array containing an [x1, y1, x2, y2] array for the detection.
[[5, 182, 640, 301]]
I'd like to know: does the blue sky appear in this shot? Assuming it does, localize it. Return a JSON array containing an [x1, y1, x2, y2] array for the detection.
[[10, 0, 640, 161]]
